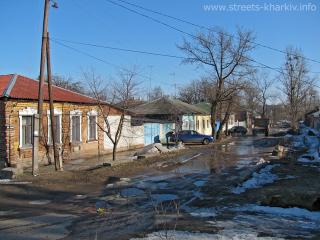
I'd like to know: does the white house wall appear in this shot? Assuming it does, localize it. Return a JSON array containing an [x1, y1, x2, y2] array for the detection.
[[104, 115, 144, 151], [182, 115, 196, 130]]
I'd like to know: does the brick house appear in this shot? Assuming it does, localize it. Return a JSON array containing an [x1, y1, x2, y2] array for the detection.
[[0, 74, 143, 170]]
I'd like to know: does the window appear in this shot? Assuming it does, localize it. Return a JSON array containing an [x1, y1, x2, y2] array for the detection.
[[72, 115, 81, 142], [21, 116, 33, 147], [196, 120, 200, 130], [207, 120, 210, 128], [183, 120, 189, 130], [88, 115, 97, 141], [202, 119, 205, 129], [48, 115, 61, 144]]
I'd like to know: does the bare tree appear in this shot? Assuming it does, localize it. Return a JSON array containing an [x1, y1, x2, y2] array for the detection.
[[149, 86, 164, 101], [179, 28, 254, 138], [280, 47, 313, 131], [242, 81, 260, 116], [178, 78, 212, 104], [85, 68, 140, 161], [216, 96, 234, 139], [49, 75, 86, 94], [252, 71, 275, 118]]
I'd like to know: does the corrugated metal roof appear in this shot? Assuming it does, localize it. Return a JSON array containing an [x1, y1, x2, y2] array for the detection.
[[131, 97, 208, 115], [0, 74, 99, 104], [194, 102, 211, 114], [0, 74, 12, 97]]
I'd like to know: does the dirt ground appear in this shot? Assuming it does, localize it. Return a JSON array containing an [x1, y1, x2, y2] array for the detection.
[[1, 135, 320, 239]]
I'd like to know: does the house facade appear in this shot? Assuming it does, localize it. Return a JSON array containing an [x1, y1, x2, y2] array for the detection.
[[193, 102, 233, 135], [131, 97, 208, 145], [0, 74, 143, 170]]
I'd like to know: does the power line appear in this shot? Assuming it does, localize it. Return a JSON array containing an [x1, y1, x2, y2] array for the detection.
[[104, 0, 196, 38], [51, 38, 151, 80], [111, 0, 320, 65], [51, 39, 187, 88], [51, 37, 285, 73], [71, 0, 320, 75], [53, 37, 320, 87], [53, 38, 320, 89], [51, 37, 185, 59], [102, 0, 320, 77]]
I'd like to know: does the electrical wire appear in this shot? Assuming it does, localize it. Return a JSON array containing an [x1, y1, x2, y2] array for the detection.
[[111, 0, 320, 65]]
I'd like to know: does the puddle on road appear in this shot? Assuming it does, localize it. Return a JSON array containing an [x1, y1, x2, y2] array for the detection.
[[151, 194, 178, 203], [193, 180, 207, 187], [96, 137, 320, 239], [121, 188, 146, 198]]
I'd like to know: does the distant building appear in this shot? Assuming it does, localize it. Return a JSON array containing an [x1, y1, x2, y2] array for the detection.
[[130, 97, 209, 144], [234, 110, 252, 129], [305, 107, 320, 130]]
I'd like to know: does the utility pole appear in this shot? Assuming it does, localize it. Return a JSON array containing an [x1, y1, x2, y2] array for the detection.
[[148, 65, 153, 102], [170, 72, 176, 98], [46, 32, 62, 171], [33, 0, 58, 175], [33, 0, 50, 176]]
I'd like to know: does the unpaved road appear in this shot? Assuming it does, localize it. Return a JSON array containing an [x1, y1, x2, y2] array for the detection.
[[1, 136, 320, 239]]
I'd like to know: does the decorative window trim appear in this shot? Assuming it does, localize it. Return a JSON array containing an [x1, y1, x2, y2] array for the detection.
[[70, 110, 82, 143], [87, 110, 98, 141], [19, 107, 37, 148], [47, 109, 62, 144]]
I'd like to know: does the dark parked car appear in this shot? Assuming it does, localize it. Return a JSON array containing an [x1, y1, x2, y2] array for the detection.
[[228, 126, 247, 136], [173, 130, 214, 145]]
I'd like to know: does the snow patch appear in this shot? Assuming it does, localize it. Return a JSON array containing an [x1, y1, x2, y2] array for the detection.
[[130, 230, 283, 240], [187, 207, 217, 218], [256, 157, 269, 165], [235, 204, 320, 221], [0, 179, 31, 185], [29, 200, 51, 205], [231, 164, 279, 194]]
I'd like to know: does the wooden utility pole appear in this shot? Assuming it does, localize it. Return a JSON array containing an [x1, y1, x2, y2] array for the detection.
[[46, 32, 62, 171], [33, 0, 50, 176]]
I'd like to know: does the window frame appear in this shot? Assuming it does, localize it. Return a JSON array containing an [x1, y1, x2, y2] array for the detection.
[[87, 110, 98, 142], [19, 107, 37, 148], [70, 110, 82, 143], [47, 109, 62, 145]]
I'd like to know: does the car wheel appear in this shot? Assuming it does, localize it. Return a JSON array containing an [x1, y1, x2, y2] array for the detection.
[[203, 138, 209, 145]]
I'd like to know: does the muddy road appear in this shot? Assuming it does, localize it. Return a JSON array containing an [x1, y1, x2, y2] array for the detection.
[[1, 136, 320, 239]]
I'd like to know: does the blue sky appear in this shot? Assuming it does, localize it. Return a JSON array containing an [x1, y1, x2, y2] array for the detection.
[[0, 0, 319, 96]]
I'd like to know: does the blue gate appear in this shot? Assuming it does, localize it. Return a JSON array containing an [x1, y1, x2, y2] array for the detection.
[[144, 123, 160, 145]]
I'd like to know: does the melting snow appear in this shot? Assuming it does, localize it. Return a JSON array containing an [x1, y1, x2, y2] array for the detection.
[[186, 207, 217, 218], [29, 200, 51, 205], [256, 157, 269, 165], [232, 164, 279, 194], [0, 179, 31, 185], [235, 204, 320, 222], [130, 230, 283, 240]]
